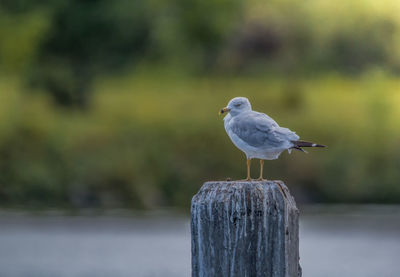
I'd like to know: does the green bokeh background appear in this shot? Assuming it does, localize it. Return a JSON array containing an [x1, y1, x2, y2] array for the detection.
[[0, 0, 399, 209]]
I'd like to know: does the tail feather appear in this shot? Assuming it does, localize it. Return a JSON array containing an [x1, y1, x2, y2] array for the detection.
[[291, 140, 326, 150], [291, 145, 308, 153]]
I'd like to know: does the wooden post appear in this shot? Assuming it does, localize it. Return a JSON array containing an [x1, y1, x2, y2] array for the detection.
[[191, 180, 301, 277]]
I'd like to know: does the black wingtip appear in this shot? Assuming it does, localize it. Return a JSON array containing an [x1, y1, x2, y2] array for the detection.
[[292, 140, 327, 148], [315, 144, 327, 148]]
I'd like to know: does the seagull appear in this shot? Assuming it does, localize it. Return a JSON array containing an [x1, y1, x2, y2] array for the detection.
[[220, 97, 325, 180]]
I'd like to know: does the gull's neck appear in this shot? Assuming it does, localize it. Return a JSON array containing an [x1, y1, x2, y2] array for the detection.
[[223, 113, 232, 123]]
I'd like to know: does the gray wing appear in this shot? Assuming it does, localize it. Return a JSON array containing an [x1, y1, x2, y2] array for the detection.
[[230, 111, 299, 148]]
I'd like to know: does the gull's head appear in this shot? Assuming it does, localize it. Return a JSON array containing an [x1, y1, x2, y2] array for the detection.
[[220, 97, 252, 117]]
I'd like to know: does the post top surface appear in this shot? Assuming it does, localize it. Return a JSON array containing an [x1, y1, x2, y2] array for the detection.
[[204, 180, 284, 185], [201, 180, 287, 193], [193, 180, 297, 210]]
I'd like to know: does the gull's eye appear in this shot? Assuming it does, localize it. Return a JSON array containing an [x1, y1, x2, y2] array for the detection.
[[234, 103, 241, 107]]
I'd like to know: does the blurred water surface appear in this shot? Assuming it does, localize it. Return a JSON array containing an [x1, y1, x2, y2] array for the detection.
[[0, 206, 399, 277]]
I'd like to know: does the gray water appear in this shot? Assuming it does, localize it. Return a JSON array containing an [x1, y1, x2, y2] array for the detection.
[[0, 206, 399, 277]]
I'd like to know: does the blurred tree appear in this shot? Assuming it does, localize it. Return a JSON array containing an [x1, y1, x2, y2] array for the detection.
[[29, 0, 151, 107], [0, 0, 53, 13], [173, 0, 242, 69], [25, 0, 242, 107]]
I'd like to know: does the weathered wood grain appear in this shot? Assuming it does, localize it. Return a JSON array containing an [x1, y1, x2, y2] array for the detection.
[[191, 180, 301, 277]]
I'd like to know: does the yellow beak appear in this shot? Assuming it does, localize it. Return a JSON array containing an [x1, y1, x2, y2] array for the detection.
[[219, 107, 230, 115]]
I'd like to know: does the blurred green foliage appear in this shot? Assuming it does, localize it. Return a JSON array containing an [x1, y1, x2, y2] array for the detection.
[[0, 0, 400, 209], [0, 73, 399, 209]]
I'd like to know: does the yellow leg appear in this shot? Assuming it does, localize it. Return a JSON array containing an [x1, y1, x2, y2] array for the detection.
[[246, 159, 251, 180], [257, 160, 264, 180]]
